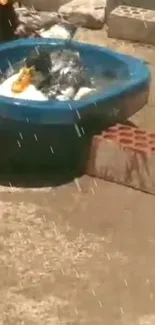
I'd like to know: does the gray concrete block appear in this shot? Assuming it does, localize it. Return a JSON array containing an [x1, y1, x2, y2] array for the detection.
[[108, 5, 155, 45], [106, 0, 155, 18]]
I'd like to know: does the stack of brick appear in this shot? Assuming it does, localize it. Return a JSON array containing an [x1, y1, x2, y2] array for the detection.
[[86, 124, 155, 195]]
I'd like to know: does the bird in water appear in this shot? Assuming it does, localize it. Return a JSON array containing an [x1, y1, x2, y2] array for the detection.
[[9, 47, 94, 100]]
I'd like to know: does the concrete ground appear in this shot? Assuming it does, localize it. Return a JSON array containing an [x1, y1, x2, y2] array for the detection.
[[0, 28, 155, 325]]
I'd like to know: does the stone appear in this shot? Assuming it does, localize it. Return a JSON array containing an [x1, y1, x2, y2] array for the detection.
[[21, 0, 70, 12], [15, 6, 60, 31], [58, 0, 106, 29], [108, 5, 155, 45], [86, 124, 155, 195]]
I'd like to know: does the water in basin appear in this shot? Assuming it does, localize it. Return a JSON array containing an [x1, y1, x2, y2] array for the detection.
[[0, 46, 130, 102]]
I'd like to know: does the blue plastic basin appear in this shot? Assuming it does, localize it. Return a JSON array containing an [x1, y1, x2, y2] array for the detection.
[[0, 38, 150, 125], [0, 38, 150, 169]]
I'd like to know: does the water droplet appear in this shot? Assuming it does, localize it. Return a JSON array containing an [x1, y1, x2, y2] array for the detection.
[[34, 133, 38, 141], [93, 179, 98, 187], [81, 126, 85, 135], [76, 110, 81, 119], [98, 300, 103, 308], [8, 19, 12, 26], [17, 140, 21, 148], [7, 60, 13, 73], [35, 47, 39, 55], [91, 187, 95, 195], [74, 178, 82, 192], [92, 288, 96, 296], [50, 146, 54, 153], [94, 101, 97, 108], [73, 268, 79, 278], [74, 123, 82, 137], [19, 132, 23, 140], [106, 253, 110, 260], [75, 308, 78, 315], [68, 103, 72, 110], [120, 307, 124, 315]]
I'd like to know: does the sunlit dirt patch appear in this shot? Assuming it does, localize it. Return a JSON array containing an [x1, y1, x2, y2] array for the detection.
[[0, 199, 130, 324]]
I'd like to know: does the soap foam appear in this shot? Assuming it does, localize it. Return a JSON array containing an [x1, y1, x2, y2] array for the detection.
[[0, 73, 48, 101]]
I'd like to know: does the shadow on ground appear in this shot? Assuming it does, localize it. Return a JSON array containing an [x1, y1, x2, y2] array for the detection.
[[0, 118, 137, 188]]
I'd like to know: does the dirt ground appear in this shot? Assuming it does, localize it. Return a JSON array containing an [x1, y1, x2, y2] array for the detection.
[[1, 28, 155, 325]]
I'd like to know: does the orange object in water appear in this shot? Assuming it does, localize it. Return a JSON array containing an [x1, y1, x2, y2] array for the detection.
[[11, 67, 34, 93], [0, 0, 8, 5]]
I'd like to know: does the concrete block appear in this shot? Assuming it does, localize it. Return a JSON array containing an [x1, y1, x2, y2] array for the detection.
[[108, 5, 155, 45], [106, 0, 155, 18], [86, 124, 155, 195]]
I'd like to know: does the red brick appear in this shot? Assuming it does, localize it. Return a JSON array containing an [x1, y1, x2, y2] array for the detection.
[[86, 124, 155, 195]]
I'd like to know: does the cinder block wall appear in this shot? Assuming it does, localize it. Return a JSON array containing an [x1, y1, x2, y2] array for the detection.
[[107, 0, 155, 17], [21, 0, 70, 11]]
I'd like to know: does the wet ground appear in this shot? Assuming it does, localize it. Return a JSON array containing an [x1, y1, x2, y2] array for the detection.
[[0, 28, 155, 325]]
